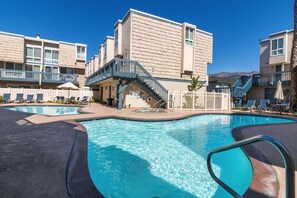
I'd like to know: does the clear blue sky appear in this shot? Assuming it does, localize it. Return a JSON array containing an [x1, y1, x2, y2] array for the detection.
[[0, 0, 294, 74]]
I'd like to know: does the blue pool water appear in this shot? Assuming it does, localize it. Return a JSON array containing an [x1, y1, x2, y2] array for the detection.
[[80, 114, 294, 198], [4, 105, 80, 116]]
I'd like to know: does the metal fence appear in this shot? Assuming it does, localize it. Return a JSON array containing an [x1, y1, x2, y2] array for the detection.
[[168, 91, 231, 111], [0, 88, 97, 102]]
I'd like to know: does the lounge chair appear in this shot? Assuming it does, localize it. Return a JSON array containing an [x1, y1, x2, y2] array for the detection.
[[1, 93, 12, 103], [15, 93, 24, 103], [65, 96, 76, 104], [258, 99, 270, 112], [279, 102, 290, 114], [36, 94, 44, 103], [266, 101, 278, 113], [79, 96, 89, 105], [26, 94, 34, 103], [69, 96, 76, 104], [244, 100, 256, 112], [290, 103, 297, 116], [73, 97, 80, 104]]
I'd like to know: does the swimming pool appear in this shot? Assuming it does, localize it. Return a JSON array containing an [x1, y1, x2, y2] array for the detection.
[[4, 105, 81, 116], [80, 114, 294, 198]]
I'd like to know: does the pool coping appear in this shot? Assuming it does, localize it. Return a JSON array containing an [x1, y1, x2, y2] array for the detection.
[[1, 104, 92, 117], [66, 111, 297, 197]]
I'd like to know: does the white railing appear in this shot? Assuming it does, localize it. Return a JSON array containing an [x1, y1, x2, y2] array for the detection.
[[168, 90, 231, 111], [0, 88, 98, 102]]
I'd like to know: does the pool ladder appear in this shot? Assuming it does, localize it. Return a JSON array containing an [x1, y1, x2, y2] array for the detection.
[[207, 135, 295, 198]]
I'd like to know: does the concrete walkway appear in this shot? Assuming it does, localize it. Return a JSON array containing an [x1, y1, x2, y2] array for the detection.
[[0, 107, 101, 198]]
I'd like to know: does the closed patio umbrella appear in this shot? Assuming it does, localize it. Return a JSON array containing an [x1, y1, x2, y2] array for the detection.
[[57, 82, 79, 98], [274, 80, 284, 103]]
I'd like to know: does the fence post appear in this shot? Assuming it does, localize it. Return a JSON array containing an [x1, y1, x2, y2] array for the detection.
[[192, 91, 195, 111], [213, 93, 216, 111], [180, 90, 182, 110], [205, 92, 207, 111]]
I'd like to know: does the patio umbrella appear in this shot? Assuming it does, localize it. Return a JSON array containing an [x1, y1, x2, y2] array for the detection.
[[274, 80, 284, 103], [57, 82, 79, 98]]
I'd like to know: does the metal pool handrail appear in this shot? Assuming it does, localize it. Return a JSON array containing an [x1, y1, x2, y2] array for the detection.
[[207, 135, 295, 198]]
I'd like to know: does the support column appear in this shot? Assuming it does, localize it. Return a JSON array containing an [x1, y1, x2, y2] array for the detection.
[[118, 79, 123, 110]]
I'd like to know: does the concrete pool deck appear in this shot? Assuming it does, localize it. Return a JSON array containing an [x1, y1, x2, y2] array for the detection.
[[1, 103, 297, 197]]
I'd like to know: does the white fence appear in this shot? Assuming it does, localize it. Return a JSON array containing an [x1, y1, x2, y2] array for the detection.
[[0, 88, 97, 101], [168, 90, 231, 111]]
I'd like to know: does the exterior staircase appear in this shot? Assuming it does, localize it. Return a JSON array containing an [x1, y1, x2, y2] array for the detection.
[[86, 58, 168, 105], [231, 75, 253, 106]]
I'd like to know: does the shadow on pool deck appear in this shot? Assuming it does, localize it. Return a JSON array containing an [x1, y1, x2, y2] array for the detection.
[[0, 108, 102, 198]]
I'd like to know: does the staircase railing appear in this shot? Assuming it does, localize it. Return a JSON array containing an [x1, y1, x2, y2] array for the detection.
[[86, 58, 168, 101], [231, 76, 253, 98], [207, 135, 295, 198]]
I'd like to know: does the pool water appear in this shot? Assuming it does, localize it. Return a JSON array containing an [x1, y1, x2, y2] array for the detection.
[[80, 114, 294, 198], [4, 105, 80, 116]]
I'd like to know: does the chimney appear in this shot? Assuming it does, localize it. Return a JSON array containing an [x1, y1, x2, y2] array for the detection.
[[36, 34, 40, 39]]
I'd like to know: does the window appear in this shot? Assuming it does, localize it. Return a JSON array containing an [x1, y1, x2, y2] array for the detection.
[[77, 46, 86, 60], [0, 61, 4, 69], [185, 27, 194, 45], [5, 62, 23, 70], [271, 38, 284, 56], [60, 67, 74, 74], [4, 62, 24, 78], [5, 62, 14, 70], [114, 29, 118, 48], [104, 43, 107, 58], [44, 49, 59, 64], [25, 64, 40, 79], [98, 51, 101, 65], [26, 47, 41, 63]]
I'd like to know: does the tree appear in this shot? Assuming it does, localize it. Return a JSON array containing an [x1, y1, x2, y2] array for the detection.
[[188, 76, 205, 92], [183, 76, 206, 108], [291, 0, 297, 104]]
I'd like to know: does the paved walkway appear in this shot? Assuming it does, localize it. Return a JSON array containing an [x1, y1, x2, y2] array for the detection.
[[0, 107, 101, 198], [1, 103, 297, 197]]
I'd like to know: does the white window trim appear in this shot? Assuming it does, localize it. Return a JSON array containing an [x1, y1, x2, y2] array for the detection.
[[26, 45, 42, 64], [185, 27, 194, 46], [44, 48, 59, 65], [76, 45, 86, 61], [271, 37, 284, 56]]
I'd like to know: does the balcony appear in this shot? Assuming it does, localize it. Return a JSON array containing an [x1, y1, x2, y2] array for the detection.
[[252, 71, 291, 86], [0, 69, 78, 84]]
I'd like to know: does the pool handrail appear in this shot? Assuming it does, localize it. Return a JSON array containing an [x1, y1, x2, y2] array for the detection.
[[207, 135, 295, 198]]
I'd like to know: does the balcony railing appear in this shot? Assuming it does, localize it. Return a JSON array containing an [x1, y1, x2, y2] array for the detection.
[[253, 71, 291, 86], [0, 69, 78, 84], [44, 58, 58, 65]]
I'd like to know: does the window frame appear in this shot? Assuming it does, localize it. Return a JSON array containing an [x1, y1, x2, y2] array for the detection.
[[185, 27, 194, 46], [104, 43, 107, 58], [76, 46, 86, 60], [271, 37, 284, 56], [114, 29, 118, 49], [5, 62, 24, 71], [44, 48, 59, 65], [26, 46, 42, 63]]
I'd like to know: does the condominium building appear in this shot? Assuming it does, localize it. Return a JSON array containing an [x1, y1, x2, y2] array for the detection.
[[86, 9, 213, 109], [0, 31, 87, 89], [246, 30, 292, 103]]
